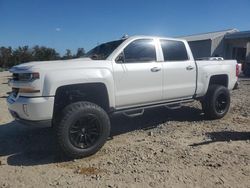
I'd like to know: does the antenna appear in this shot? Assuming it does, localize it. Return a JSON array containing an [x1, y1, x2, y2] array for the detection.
[[121, 34, 129, 39]]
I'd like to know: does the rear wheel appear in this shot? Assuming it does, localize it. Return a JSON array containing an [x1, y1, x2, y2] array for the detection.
[[201, 85, 230, 119], [56, 101, 110, 158]]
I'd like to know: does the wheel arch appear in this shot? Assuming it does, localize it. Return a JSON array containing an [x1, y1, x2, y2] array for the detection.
[[52, 83, 110, 123], [208, 74, 229, 88]]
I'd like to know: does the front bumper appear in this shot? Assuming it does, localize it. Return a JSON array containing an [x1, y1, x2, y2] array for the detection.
[[7, 94, 54, 127]]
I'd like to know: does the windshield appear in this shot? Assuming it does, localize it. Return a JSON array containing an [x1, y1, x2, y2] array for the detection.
[[85, 39, 125, 60]]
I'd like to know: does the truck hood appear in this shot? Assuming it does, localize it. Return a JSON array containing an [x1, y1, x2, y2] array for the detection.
[[10, 58, 111, 73]]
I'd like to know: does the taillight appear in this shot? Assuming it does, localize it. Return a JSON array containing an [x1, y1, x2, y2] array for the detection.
[[236, 63, 240, 77]]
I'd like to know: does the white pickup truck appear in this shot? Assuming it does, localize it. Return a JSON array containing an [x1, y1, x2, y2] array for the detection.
[[7, 36, 239, 158]]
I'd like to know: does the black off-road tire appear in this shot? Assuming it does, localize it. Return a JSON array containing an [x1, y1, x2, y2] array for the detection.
[[201, 85, 230, 120], [56, 101, 110, 159]]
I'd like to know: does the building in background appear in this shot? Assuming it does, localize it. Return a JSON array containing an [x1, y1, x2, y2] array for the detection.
[[180, 29, 250, 76]]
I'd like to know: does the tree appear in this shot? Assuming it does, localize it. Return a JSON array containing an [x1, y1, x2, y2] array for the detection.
[[32, 46, 60, 61], [12, 46, 33, 64], [0, 47, 13, 68], [62, 49, 73, 60], [0, 45, 87, 68], [76, 48, 85, 58]]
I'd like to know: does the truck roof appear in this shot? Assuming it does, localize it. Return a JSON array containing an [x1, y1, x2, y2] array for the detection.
[[126, 35, 187, 43]]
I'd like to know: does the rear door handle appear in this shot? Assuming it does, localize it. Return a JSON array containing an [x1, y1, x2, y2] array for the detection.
[[186, 65, 194, 70], [151, 67, 161, 72]]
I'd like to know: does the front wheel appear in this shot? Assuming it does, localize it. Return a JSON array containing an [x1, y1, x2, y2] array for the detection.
[[201, 85, 230, 119], [56, 102, 110, 158]]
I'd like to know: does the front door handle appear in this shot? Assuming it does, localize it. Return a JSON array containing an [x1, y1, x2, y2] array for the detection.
[[186, 65, 194, 70], [151, 67, 161, 72]]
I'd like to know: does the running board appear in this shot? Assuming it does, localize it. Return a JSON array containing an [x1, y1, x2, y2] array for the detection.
[[111, 98, 194, 117], [123, 109, 145, 117], [165, 104, 182, 110]]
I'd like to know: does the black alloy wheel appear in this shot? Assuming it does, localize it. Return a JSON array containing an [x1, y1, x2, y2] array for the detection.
[[215, 93, 228, 114], [69, 114, 101, 149], [56, 101, 110, 158]]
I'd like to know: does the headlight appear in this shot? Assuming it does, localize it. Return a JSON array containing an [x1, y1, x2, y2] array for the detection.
[[13, 72, 40, 81]]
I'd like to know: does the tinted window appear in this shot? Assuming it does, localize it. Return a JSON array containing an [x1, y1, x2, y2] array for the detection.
[[123, 39, 156, 63], [160, 40, 188, 61], [85, 39, 125, 60]]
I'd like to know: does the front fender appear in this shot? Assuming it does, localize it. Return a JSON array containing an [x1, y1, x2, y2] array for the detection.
[[42, 68, 115, 107]]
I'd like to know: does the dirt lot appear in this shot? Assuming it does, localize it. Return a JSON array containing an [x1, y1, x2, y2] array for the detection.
[[0, 71, 249, 188]]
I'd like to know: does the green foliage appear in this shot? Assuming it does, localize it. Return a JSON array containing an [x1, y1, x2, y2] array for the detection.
[[0, 67, 6, 72], [0, 47, 13, 68], [32, 45, 60, 61], [0, 46, 85, 68], [76, 48, 85, 58], [62, 49, 73, 60]]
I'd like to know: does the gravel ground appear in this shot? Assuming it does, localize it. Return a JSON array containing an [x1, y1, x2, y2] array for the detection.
[[0, 71, 249, 188]]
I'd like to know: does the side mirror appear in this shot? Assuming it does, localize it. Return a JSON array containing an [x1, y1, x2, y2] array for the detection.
[[115, 53, 125, 63]]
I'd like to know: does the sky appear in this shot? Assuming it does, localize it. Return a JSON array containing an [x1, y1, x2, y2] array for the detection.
[[0, 0, 249, 54]]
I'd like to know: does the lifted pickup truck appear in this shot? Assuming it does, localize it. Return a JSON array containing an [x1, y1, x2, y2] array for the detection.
[[7, 36, 239, 158]]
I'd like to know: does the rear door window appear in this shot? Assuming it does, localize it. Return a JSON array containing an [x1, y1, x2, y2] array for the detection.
[[160, 40, 188, 61]]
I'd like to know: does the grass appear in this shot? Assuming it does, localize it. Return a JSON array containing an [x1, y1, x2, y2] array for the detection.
[[0, 67, 7, 72]]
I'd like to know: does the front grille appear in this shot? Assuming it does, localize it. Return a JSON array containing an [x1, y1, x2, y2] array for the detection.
[[12, 73, 19, 81]]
